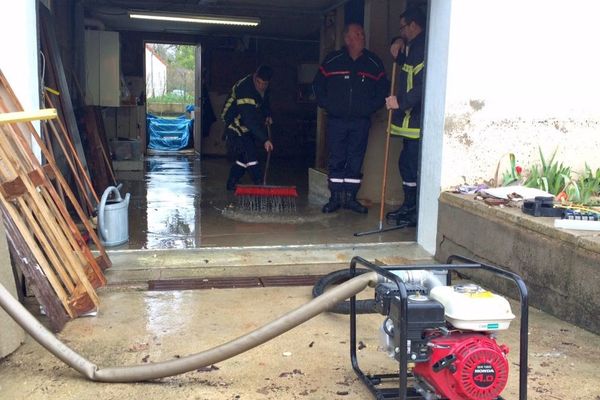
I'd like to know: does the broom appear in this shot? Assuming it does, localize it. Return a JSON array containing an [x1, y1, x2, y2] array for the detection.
[[234, 125, 298, 213]]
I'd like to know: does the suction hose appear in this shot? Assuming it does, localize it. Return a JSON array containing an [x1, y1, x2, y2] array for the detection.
[[0, 271, 379, 382]]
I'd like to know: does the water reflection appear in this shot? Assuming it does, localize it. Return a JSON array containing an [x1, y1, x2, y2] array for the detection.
[[144, 155, 201, 249]]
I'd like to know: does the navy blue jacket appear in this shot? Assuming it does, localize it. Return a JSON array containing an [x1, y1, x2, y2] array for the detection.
[[221, 74, 271, 143], [313, 48, 388, 119]]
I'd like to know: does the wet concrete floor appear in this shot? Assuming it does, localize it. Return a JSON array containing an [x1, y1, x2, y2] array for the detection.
[[1, 282, 599, 400], [114, 153, 414, 250]]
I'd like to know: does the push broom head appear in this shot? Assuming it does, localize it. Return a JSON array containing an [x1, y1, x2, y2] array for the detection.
[[234, 184, 298, 213]]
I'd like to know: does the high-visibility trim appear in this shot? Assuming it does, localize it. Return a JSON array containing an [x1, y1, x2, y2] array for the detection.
[[246, 161, 258, 166], [236, 98, 256, 106], [228, 124, 243, 135], [390, 122, 420, 139], [329, 178, 344, 183], [402, 61, 424, 92], [344, 178, 361, 184], [236, 161, 247, 168], [320, 66, 350, 77], [403, 181, 418, 187], [357, 71, 385, 81], [221, 94, 236, 120]]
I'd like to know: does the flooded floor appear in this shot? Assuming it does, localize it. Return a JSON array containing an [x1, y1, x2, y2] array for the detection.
[[115, 153, 415, 250]]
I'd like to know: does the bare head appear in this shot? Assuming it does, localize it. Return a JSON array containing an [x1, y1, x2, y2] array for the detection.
[[344, 23, 366, 59]]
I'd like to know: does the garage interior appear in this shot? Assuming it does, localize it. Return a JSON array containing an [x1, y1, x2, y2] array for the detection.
[[38, 0, 420, 252]]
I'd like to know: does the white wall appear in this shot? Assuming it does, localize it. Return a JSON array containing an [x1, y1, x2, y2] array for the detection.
[[145, 46, 167, 98], [418, 0, 451, 254], [441, 0, 600, 187], [0, 0, 36, 357], [420, 0, 600, 254], [0, 0, 40, 136]]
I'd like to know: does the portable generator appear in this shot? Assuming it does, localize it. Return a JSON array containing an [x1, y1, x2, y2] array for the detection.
[[349, 255, 528, 400]]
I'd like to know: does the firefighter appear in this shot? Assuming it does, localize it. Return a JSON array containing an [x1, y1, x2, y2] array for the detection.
[[222, 65, 274, 191], [313, 23, 388, 214], [385, 7, 426, 227]]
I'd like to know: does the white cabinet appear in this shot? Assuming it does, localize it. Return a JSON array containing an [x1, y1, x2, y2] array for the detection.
[[85, 30, 120, 106]]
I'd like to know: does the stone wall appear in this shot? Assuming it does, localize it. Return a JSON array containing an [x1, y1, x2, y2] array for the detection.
[[435, 192, 600, 335]]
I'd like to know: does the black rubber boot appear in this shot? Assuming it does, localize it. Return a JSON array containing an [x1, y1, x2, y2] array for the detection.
[[226, 164, 246, 191], [386, 186, 417, 220], [394, 210, 417, 228], [344, 191, 368, 214], [322, 191, 343, 213]]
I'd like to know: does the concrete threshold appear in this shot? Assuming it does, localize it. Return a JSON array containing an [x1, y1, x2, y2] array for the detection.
[[102, 241, 433, 287]]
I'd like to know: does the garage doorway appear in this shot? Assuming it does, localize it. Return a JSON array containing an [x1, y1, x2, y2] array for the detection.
[[144, 42, 203, 154]]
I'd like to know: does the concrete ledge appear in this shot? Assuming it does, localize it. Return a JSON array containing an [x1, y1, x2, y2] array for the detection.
[[104, 242, 433, 285], [435, 192, 600, 334]]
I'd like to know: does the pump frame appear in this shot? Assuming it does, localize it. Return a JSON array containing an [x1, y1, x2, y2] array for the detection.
[[349, 255, 529, 400]]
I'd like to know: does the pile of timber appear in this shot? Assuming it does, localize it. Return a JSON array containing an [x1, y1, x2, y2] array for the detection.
[[0, 70, 110, 332]]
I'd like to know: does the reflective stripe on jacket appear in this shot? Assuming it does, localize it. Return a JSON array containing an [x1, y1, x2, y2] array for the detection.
[[221, 75, 270, 142], [313, 48, 388, 119], [391, 32, 425, 139]]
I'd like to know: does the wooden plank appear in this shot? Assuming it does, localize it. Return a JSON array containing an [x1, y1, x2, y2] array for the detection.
[[45, 95, 99, 205], [44, 117, 96, 214], [39, 7, 92, 194], [0, 140, 76, 293], [0, 170, 48, 200], [0, 195, 75, 318], [1, 201, 71, 332], [0, 70, 111, 268], [0, 108, 57, 124], [0, 132, 100, 312], [82, 106, 114, 193]]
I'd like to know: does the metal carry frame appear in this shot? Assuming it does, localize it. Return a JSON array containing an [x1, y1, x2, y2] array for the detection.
[[349, 255, 529, 400]]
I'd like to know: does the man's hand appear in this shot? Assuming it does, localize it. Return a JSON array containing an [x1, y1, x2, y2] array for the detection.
[[264, 140, 274, 152], [385, 96, 399, 110], [390, 38, 405, 59]]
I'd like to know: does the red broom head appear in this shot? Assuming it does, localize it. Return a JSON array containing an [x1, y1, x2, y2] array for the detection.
[[235, 185, 298, 197]]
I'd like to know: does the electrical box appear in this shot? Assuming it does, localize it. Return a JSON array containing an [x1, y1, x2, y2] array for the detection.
[[85, 30, 120, 107]]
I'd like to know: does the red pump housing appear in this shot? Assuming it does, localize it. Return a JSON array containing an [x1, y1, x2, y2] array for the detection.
[[413, 332, 510, 400]]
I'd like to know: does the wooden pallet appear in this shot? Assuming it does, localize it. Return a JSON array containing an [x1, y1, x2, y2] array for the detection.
[[0, 70, 106, 320]]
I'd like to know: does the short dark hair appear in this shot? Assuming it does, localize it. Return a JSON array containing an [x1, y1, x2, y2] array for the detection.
[[255, 65, 273, 81], [343, 23, 364, 36], [400, 7, 426, 29]]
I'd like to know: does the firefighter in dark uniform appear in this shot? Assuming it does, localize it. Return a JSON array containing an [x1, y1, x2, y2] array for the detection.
[[385, 7, 426, 227], [222, 65, 274, 191], [313, 23, 388, 214]]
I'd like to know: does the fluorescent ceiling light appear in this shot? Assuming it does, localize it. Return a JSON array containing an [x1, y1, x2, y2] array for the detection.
[[129, 11, 260, 27]]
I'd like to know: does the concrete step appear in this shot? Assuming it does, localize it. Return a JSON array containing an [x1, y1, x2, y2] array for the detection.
[[102, 241, 433, 288]]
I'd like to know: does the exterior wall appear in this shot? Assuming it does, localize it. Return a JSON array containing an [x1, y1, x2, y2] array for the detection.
[[440, 0, 600, 188], [421, 0, 600, 253], [0, 0, 35, 358], [145, 45, 167, 98]]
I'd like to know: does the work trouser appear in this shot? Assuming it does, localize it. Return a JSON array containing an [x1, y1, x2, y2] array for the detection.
[[227, 132, 262, 185], [326, 117, 371, 196], [398, 137, 420, 208]]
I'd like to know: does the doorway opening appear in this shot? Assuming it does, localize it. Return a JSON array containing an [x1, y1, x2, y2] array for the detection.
[[144, 42, 200, 154]]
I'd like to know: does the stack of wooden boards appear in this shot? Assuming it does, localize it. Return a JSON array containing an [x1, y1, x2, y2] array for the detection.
[[0, 70, 110, 332]]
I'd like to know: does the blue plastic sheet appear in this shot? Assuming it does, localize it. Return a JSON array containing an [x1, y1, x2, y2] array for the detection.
[[147, 114, 192, 151]]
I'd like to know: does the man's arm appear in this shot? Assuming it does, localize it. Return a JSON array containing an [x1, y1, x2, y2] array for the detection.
[[312, 62, 329, 111]]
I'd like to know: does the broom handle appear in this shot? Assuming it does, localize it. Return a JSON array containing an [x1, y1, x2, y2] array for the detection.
[[378, 62, 398, 230], [263, 124, 272, 185]]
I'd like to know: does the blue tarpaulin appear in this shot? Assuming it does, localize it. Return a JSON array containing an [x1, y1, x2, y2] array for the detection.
[[147, 113, 192, 151]]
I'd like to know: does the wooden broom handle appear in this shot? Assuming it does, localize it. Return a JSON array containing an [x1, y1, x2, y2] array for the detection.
[[263, 124, 272, 185], [378, 62, 398, 229]]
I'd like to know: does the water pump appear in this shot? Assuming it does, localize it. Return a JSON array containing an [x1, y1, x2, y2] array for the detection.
[[349, 255, 528, 400]]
